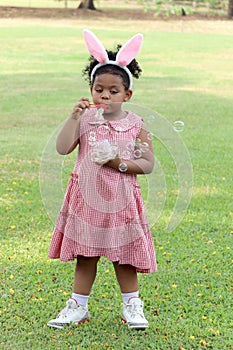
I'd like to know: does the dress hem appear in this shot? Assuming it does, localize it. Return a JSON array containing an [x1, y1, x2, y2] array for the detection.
[[48, 231, 157, 274]]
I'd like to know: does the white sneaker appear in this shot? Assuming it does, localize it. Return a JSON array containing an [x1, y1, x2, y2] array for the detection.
[[122, 297, 149, 330], [47, 298, 90, 329]]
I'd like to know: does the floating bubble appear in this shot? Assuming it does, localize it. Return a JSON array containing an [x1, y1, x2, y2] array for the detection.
[[134, 149, 142, 159], [110, 145, 118, 157], [126, 141, 134, 152], [88, 140, 96, 146], [147, 132, 153, 141], [119, 162, 128, 172], [173, 120, 185, 132], [97, 108, 104, 116], [88, 131, 97, 146], [93, 108, 105, 124], [121, 150, 131, 160], [140, 142, 149, 152]]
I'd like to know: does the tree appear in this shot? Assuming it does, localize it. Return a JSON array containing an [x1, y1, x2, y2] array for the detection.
[[78, 0, 96, 10], [229, 0, 233, 18]]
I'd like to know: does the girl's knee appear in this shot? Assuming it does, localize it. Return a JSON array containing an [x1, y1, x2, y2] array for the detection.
[[77, 255, 100, 266]]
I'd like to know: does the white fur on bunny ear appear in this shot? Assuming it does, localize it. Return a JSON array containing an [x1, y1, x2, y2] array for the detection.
[[116, 33, 143, 66], [83, 29, 108, 63]]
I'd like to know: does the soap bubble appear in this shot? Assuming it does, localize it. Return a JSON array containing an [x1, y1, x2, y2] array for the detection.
[[173, 120, 185, 132], [134, 149, 142, 159], [126, 141, 134, 152], [147, 132, 153, 141], [121, 150, 131, 160], [140, 142, 149, 152]]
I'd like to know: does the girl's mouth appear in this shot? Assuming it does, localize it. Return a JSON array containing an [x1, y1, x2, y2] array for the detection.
[[90, 103, 108, 110]]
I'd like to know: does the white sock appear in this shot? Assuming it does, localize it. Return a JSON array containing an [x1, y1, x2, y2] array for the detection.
[[72, 293, 89, 308], [121, 291, 139, 304]]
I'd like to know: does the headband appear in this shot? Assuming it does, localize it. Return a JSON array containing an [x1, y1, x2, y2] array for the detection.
[[83, 29, 143, 90]]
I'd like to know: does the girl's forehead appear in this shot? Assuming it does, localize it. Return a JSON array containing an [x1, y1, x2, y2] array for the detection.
[[93, 73, 124, 86]]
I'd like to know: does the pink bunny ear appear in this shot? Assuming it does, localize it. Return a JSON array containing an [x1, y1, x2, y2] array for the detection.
[[83, 29, 108, 63], [116, 33, 143, 66]]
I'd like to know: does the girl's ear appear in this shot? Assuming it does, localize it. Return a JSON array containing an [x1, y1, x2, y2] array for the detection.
[[124, 90, 133, 102]]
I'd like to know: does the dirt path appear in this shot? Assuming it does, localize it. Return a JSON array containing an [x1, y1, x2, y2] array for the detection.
[[0, 5, 229, 21], [0, 6, 232, 35]]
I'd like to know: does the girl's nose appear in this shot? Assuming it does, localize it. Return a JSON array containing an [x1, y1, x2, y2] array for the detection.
[[101, 90, 110, 100]]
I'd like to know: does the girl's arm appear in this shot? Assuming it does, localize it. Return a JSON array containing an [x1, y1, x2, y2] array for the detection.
[[56, 98, 90, 155], [106, 123, 154, 174]]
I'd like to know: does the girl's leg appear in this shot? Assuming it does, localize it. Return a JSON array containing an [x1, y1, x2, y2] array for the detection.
[[113, 262, 148, 329], [47, 255, 99, 328], [73, 255, 100, 295], [113, 262, 138, 293]]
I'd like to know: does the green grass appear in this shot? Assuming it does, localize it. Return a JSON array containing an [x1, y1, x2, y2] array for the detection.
[[1, 18, 233, 349]]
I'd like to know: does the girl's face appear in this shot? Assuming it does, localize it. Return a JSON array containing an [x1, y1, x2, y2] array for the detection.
[[91, 73, 132, 118]]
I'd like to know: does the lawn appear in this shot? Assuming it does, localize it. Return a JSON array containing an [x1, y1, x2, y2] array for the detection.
[[1, 16, 233, 350]]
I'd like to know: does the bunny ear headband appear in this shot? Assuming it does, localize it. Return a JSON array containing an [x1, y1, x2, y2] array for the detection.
[[83, 29, 143, 90]]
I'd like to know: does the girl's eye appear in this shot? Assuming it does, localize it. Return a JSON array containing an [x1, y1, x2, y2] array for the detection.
[[110, 91, 118, 94], [95, 89, 103, 93]]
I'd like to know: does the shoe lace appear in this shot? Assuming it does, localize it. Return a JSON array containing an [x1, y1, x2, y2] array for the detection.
[[128, 301, 144, 319], [58, 300, 76, 318]]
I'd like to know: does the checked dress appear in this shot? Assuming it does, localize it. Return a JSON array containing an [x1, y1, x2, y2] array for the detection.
[[48, 109, 157, 273]]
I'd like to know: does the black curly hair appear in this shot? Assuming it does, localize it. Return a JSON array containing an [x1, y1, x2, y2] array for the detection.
[[82, 45, 142, 90]]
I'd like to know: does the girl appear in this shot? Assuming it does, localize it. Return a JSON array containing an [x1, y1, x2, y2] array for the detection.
[[47, 29, 157, 330]]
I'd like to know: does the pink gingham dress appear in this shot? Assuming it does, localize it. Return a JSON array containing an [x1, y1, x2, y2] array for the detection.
[[48, 109, 157, 273]]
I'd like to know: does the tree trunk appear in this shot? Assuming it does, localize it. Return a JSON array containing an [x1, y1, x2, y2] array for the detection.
[[228, 0, 233, 18], [78, 0, 96, 10]]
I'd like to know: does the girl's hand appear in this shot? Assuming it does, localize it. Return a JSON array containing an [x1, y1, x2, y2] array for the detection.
[[106, 123, 155, 175], [91, 140, 118, 166], [71, 97, 91, 120]]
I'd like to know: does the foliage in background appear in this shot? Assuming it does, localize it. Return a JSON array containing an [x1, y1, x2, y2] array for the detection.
[[137, 0, 228, 16]]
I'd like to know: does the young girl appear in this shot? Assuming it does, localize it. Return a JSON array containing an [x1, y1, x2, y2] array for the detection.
[[47, 29, 157, 330]]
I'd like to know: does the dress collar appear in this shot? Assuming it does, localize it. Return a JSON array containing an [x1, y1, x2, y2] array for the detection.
[[88, 111, 138, 132]]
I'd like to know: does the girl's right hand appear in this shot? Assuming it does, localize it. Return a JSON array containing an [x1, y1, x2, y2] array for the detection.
[[71, 97, 90, 120]]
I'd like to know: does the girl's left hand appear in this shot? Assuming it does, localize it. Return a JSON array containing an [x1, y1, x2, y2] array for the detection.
[[91, 140, 118, 165]]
